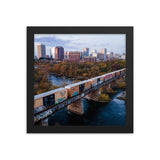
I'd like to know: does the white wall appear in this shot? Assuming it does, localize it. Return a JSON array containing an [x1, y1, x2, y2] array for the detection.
[[0, 0, 160, 160]]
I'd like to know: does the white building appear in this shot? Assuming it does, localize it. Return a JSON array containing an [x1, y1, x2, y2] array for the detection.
[[121, 53, 126, 60], [51, 47, 55, 59], [92, 49, 97, 54], [92, 52, 97, 58]]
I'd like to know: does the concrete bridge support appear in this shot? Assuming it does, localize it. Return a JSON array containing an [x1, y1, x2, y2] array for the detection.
[[110, 80, 117, 88], [67, 99, 84, 116], [103, 83, 111, 92], [117, 77, 125, 83], [41, 118, 48, 126], [86, 89, 100, 101], [122, 75, 125, 81]]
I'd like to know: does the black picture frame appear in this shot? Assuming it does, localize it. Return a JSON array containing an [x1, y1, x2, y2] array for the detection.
[[27, 26, 133, 133]]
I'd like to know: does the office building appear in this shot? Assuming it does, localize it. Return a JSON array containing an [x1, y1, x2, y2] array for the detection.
[[97, 53, 104, 60], [84, 56, 96, 62], [51, 47, 55, 59], [37, 44, 46, 58], [121, 53, 126, 60], [64, 51, 69, 59], [55, 46, 64, 60], [68, 51, 80, 62], [101, 48, 107, 60], [83, 48, 89, 56]]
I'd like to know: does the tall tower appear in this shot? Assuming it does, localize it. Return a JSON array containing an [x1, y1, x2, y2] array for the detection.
[[37, 44, 46, 58], [51, 47, 55, 59], [55, 46, 64, 60], [83, 48, 89, 56], [101, 48, 107, 60]]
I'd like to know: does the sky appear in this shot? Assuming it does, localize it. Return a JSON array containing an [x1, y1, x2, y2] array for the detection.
[[34, 34, 126, 56]]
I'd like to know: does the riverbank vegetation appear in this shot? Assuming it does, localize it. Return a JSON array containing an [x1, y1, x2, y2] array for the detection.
[[34, 59, 126, 80], [34, 60, 126, 95], [117, 82, 126, 89], [34, 68, 62, 95], [99, 93, 110, 102]]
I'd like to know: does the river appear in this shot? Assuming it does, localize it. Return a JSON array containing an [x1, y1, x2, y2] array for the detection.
[[49, 74, 75, 86], [48, 74, 126, 126]]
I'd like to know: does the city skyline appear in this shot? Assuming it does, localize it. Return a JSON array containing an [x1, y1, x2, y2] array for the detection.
[[34, 34, 126, 56]]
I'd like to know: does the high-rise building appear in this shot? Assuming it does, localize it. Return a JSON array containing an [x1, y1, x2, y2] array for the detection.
[[55, 46, 64, 60], [51, 47, 55, 59], [101, 48, 107, 60], [64, 51, 69, 59], [97, 53, 104, 60], [37, 44, 46, 58], [68, 51, 80, 62], [83, 48, 89, 56], [91, 49, 97, 57], [121, 53, 126, 60], [91, 49, 97, 54], [92, 53, 97, 58]]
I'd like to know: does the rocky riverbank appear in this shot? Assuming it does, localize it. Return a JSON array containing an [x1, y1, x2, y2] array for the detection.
[[116, 91, 126, 101]]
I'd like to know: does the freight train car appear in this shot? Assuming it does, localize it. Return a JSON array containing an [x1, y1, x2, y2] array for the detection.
[[104, 73, 112, 81], [115, 70, 121, 76], [97, 75, 105, 84], [89, 75, 104, 87], [112, 71, 116, 78], [34, 88, 68, 109], [120, 68, 125, 75], [65, 80, 91, 98]]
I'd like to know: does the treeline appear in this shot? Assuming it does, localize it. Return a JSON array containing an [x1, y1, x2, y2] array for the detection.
[[34, 60, 126, 95], [34, 68, 59, 95], [35, 60, 126, 79]]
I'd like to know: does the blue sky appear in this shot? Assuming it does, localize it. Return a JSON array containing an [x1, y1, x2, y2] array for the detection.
[[34, 34, 126, 56]]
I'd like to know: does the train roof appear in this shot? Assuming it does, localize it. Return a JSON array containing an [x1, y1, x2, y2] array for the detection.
[[34, 87, 66, 100], [65, 80, 90, 88]]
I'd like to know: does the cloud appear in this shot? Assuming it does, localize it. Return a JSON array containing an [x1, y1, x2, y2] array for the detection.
[[34, 34, 126, 56]]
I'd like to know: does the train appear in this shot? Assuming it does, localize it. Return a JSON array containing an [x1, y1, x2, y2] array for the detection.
[[34, 68, 126, 111]]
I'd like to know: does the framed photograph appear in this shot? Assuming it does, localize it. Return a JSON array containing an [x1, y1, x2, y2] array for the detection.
[[27, 26, 133, 133]]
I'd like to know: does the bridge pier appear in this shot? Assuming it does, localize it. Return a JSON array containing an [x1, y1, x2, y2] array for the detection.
[[110, 80, 117, 88], [117, 77, 125, 83], [86, 89, 100, 101], [67, 99, 84, 116], [41, 118, 48, 126], [122, 75, 125, 81], [103, 83, 111, 92]]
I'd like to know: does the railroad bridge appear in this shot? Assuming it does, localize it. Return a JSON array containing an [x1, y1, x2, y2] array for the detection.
[[34, 70, 126, 125]]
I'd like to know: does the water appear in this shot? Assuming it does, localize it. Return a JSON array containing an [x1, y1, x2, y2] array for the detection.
[[47, 75, 126, 126], [49, 74, 75, 86]]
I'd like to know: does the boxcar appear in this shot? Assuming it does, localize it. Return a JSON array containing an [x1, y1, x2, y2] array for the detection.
[[89, 75, 104, 87], [34, 88, 68, 109], [34, 97, 43, 109], [65, 80, 91, 98], [97, 75, 104, 84], [104, 73, 112, 81], [116, 70, 121, 76], [112, 72, 116, 78], [89, 77, 98, 87]]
